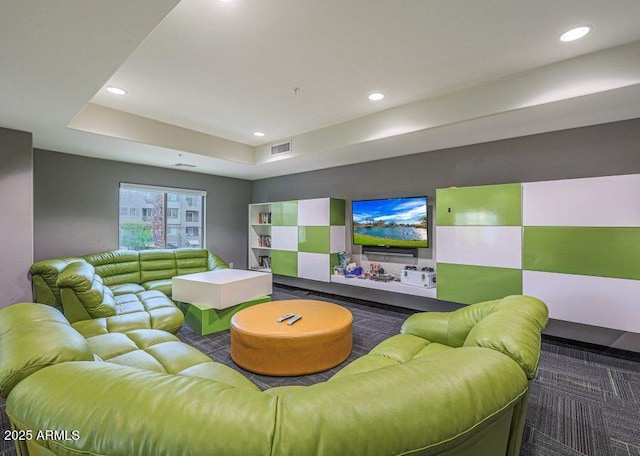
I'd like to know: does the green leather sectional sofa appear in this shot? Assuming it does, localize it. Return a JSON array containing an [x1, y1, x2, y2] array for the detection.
[[29, 248, 229, 333], [0, 294, 548, 456]]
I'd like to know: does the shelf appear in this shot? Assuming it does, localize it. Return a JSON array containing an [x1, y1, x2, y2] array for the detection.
[[249, 203, 273, 272], [331, 274, 436, 298]]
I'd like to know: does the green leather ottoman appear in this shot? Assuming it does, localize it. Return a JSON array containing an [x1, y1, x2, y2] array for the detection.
[[179, 296, 271, 335]]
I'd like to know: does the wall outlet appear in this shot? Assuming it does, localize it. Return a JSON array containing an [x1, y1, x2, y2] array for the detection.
[[229, 262, 234, 269]]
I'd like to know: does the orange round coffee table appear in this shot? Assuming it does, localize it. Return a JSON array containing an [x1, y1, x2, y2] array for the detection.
[[230, 299, 353, 376]]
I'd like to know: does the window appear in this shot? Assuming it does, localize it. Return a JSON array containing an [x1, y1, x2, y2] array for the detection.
[[186, 211, 199, 222], [119, 183, 206, 250]]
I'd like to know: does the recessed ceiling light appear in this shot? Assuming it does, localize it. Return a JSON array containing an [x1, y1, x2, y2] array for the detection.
[[560, 26, 591, 42], [368, 92, 385, 101], [106, 86, 127, 95], [254, 132, 265, 137]]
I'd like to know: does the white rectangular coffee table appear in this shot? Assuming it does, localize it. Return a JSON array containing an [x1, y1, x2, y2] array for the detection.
[[172, 269, 272, 310]]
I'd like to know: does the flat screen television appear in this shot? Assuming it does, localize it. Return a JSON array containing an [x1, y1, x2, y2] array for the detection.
[[352, 196, 428, 248]]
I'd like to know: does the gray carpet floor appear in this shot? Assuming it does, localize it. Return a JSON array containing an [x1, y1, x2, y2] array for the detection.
[[1, 285, 639, 455]]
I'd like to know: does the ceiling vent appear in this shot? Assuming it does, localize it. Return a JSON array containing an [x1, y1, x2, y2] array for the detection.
[[270, 140, 292, 156], [173, 163, 196, 168]]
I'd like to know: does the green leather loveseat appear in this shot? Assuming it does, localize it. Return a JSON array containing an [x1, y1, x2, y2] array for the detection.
[[29, 248, 228, 334], [0, 295, 548, 456]]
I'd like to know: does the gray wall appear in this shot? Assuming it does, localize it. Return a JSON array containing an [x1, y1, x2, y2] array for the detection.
[[0, 127, 33, 308], [252, 118, 640, 350], [253, 118, 640, 202], [34, 150, 252, 268]]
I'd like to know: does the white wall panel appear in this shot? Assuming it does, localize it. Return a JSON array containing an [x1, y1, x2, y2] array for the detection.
[[298, 252, 329, 282], [330, 226, 346, 253], [271, 226, 298, 251], [297, 198, 330, 226], [436, 226, 522, 269], [523, 174, 640, 227], [523, 270, 640, 333]]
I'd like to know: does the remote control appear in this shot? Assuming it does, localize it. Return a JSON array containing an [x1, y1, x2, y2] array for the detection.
[[287, 315, 303, 325], [277, 313, 296, 323]]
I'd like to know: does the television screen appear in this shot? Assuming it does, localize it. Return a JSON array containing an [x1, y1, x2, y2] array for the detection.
[[352, 196, 428, 248]]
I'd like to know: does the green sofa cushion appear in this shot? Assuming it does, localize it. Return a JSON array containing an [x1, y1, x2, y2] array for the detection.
[[142, 279, 173, 297], [84, 250, 141, 286], [330, 333, 455, 381], [175, 248, 209, 275], [84, 329, 258, 390], [0, 304, 94, 398], [110, 282, 146, 296], [139, 250, 178, 283], [69, 291, 184, 337]]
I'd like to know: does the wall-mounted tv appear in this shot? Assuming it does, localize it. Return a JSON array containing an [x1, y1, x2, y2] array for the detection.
[[352, 196, 428, 248]]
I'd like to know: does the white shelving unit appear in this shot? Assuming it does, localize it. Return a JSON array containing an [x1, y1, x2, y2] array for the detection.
[[248, 203, 272, 272]]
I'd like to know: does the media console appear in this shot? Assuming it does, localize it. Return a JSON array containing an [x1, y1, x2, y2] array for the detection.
[[330, 274, 436, 299]]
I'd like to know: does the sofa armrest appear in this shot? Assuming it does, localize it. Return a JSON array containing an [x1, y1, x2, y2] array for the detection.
[[57, 262, 117, 322], [463, 296, 548, 380], [402, 296, 548, 375], [0, 303, 94, 398], [400, 312, 454, 346], [28, 257, 83, 310], [207, 252, 229, 271]]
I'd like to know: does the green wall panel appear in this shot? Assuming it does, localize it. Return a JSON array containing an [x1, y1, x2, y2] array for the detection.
[[298, 226, 330, 253], [437, 263, 523, 305], [436, 183, 522, 226], [523, 227, 640, 280], [272, 201, 298, 226], [182, 296, 271, 335], [271, 250, 298, 277], [330, 198, 346, 225]]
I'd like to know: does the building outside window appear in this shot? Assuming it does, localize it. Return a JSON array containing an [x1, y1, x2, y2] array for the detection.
[[118, 183, 206, 250]]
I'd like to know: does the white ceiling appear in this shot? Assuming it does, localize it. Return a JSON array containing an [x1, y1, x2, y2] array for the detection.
[[2, 0, 640, 180]]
